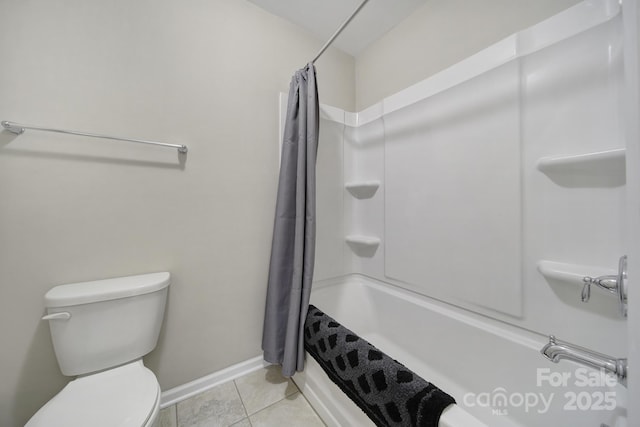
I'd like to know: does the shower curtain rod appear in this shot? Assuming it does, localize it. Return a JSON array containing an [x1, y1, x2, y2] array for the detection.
[[311, 0, 370, 64]]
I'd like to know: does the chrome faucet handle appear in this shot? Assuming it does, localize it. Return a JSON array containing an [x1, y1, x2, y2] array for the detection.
[[580, 256, 628, 317], [618, 255, 628, 317], [595, 275, 620, 293], [582, 275, 617, 302], [581, 277, 592, 302]]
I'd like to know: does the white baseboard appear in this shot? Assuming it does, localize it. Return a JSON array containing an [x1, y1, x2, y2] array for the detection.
[[160, 355, 269, 408]]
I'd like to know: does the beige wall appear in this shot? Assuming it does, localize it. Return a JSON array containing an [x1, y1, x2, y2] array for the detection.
[[0, 1, 353, 425], [355, 0, 582, 110]]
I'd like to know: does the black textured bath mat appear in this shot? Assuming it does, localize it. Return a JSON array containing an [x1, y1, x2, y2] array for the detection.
[[304, 305, 456, 427]]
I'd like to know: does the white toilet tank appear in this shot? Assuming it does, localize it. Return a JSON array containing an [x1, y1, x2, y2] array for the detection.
[[44, 272, 170, 376]]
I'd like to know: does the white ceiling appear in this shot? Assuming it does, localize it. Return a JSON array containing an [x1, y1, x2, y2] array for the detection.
[[247, 0, 427, 57]]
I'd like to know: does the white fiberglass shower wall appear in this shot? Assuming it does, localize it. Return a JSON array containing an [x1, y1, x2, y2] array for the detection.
[[284, 1, 635, 426]]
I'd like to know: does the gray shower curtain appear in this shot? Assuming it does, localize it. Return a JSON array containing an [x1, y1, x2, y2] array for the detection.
[[262, 63, 319, 377]]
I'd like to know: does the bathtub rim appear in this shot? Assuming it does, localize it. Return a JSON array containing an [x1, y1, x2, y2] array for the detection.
[[311, 274, 548, 352]]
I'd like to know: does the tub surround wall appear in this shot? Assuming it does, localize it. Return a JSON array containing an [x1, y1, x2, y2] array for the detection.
[[309, 1, 627, 364], [383, 60, 522, 317], [0, 0, 354, 425], [314, 115, 347, 281]]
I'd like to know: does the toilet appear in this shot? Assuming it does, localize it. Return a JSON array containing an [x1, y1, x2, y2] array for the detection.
[[26, 272, 170, 427]]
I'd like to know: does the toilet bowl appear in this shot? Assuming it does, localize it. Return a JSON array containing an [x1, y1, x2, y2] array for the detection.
[[26, 360, 160, 427], [26, 272, 170, 427]]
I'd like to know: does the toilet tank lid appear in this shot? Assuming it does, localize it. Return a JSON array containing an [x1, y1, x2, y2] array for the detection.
[[45, 272, 170, 308]]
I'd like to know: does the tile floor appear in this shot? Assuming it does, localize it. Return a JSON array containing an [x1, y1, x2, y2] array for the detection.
[[157, 366, 326, 427]]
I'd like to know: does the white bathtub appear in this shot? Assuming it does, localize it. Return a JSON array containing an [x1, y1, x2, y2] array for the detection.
[[293, 276, 627, 427]]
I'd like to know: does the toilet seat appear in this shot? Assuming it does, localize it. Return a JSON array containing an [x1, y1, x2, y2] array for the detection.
[[26, 360, 160, 427]]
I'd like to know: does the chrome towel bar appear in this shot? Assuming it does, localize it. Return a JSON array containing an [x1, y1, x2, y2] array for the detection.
[[2, 121, 188, 154]]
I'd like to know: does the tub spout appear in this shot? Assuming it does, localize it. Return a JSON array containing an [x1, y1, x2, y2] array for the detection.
[[541, 336, 627, 387]]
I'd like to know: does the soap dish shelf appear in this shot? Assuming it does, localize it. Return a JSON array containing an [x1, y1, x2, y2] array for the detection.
[[345, 235, 381, 257], [345, 181, 380, 199], [345, 235, 380, 247], [536, 148, 625, 174]]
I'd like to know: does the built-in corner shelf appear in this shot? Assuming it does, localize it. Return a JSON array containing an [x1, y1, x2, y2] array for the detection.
[[345, 235, 381, 257], [346, 235, 380, 247], [345, 181, 380, 199], [536, 260, 616, 288], [536, 148, 625, 175]]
